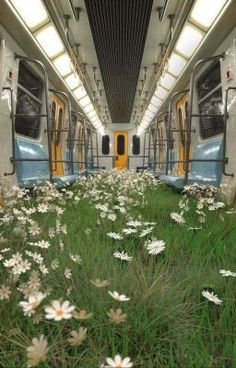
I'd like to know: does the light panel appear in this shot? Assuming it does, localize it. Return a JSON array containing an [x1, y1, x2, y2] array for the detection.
[[190, 0, 228, 30], [150, 95, 162, 107], [84, 103, 94, 114], [10, 0, 48, 30], [155, 86, 168, 100], [65, 73, 81, 90], [53, 53, 72, 77], [145, 110, 155, 119], [35, 24, 64, 58], [148, 103, 159, 114], [160, 72, 176, 90], [79, 95, 91, 108], [74, 86, 87, 100], [167, 52, 187, 77], [87, 110, 96, 119], [175, 23, 204, 59]]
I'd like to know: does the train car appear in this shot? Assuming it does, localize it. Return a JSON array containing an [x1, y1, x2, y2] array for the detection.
[[0, 0, 236, 202]]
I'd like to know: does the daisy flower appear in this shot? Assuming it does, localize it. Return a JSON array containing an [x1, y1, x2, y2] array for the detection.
[[144, 238, 165, 255], [108, 291, 130, 302], [104, 354, 133, 367], [107, 308, 127, 324], [90, 279, 111, 288], [219, 269, 236, 277], [170, 212, 186, 224], [139, 227, 154, 238], [45, 300, 75, 320], [27, 334, 48, 367], [0, 284, 11, 300], [201, 290, 222, 305], [122, 228, 137, 235], [107, 232, 123, 240], [113, 251, 133, 262], [73, 309, 93, 320], [67, 327, 87, 346], [19, 292, 46, 316]]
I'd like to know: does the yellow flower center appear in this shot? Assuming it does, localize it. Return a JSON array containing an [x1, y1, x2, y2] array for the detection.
[[56, 309, 64, 316]]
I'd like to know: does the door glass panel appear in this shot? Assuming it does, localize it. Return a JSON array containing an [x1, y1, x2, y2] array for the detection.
[[102, 135, 110, 155], [56, 107, 63, 145], [117, 135, 125, 155], [132, 135, 140, 155]]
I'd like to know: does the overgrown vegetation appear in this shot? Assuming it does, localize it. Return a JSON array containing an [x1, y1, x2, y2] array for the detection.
[[0, 171, 235, 368]]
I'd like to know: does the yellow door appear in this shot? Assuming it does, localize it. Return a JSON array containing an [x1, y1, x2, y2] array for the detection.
[[177, 95, 190, 176], [114, 131, 128, 169], [51, 95, 65, 176]]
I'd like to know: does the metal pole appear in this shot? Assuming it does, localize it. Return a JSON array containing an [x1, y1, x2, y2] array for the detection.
[[3, 88, 16, 176]]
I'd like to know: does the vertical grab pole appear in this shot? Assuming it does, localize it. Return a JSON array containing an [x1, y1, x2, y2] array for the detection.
[[223, 87, 234, 177], [142, 131, 147, 170], [3, 88, 16, 176]]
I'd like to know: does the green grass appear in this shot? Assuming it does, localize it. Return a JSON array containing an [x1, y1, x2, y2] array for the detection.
[[0, 172, 235, 368]]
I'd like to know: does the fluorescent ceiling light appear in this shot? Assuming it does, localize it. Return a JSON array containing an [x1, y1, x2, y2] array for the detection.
[[190, 0, 228, 30], [65, 73, 81, 90], [35, 24, 64, 58], [84, 103, 94, 114], [90, 115, 99, 123], [53, 53, 72, 77], [145, 110, 155, 119], [79, 95, 91, 108], [148, 103, 159, 114], [10, 0, 48, 30], [87, 110, 96, 119], [160, 72, 176, 90], [150, 95, 162, 107], [74, 86, 87, 100], [175, 23, 204, 59], [155, 86, 168, 100], [167, 52, 187, 77]]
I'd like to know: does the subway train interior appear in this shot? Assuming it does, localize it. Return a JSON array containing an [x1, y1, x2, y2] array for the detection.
[[0, 1, 236, 367]]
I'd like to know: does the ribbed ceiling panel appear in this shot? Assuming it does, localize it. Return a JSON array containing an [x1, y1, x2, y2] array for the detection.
[[85, 0, 153, 124]]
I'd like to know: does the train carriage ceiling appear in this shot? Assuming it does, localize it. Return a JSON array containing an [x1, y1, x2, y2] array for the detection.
[[84, 0, 154, 124]]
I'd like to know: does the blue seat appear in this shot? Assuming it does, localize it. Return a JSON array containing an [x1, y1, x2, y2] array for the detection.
[[160, 138, 223, 189]]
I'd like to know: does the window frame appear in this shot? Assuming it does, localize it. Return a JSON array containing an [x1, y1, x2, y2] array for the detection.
[[102, 135, 110, 155], [132, 135, 140, 155], [15, 62, 43, 140], [197, 61, 224, 140]]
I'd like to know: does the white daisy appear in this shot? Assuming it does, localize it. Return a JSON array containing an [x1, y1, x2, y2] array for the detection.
[[144, 238, 165, 255], [219, 269, 236, 277], [108, 291, 130, 302], [45, 300, 75, 320], [27, 334, 48, 367], [107, 232, 123, 240], [113, 251, 133, 262], [0, 284, 11, 300], [122, 228, 137, 235], [105, 354, 133, 367], [139, 227, 154, 238], [19, 292, 46, 316], [201, 290, 222, 305], [170, 212, 186, 224]]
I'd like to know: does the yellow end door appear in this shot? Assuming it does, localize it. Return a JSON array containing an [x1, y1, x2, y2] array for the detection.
[[114, 131, 128, 169], [51, 95, 65, 177], [177, 94, 190, 176]]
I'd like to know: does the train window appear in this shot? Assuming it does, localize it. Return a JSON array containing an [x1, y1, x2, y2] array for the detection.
[[15, 62, 42, 139], [132, 135, 140, 155], [56, 107, 63, 145], [117, 135, 125, 155], [197, 62, 224, 139], [178, 108, 185, 145], [102, 135, 110, 155]]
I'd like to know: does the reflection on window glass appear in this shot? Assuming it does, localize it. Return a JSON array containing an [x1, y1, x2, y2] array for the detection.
[[197, 62, 224, 139], [15, 62, 42, 139], [117, 135, 125, 155], [132, 135, 140, 155], [102, 135, 110, 155]]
